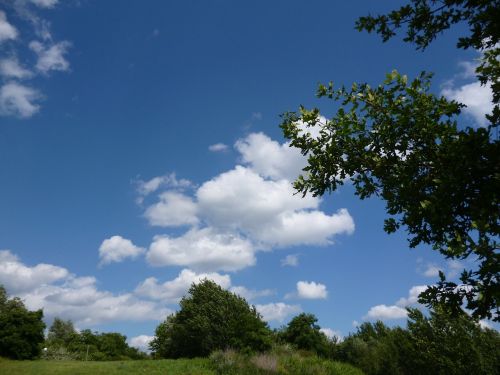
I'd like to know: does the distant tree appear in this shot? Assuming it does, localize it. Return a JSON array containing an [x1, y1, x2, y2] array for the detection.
[[281, 0, 500, 322], [278, 313, 332, 357], [47, 318, 78, 348], [0, 285, 45, 359], [150, 279, 272, 358]]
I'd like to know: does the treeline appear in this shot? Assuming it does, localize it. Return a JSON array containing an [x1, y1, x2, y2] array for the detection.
[[0, 286, 146, 361], [150, 280, 500, 375]]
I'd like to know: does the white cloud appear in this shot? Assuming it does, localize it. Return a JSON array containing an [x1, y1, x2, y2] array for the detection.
[[30, 0, 59, 8], [144, 191, 198, 227], [128, 335, 153, 352], [256, 302, 301, 322], [0, 58, 33, 79], [281, 254, 299, 267], [135, 268, 231, 303], [0, 82, 41, 118], [423, 264, 441, 278], [146, 227, 256, 272], [230, 286, 274, 301], [208, 143, 229, 152], [0, 250, 171, 326], [98, 236, 145, 266], [396, 285, 428, 307], [0, 11, 18, 42], [365, 305, 408, 320], [320, 328, 342, 341], [30, 40, 71, 74], [235, 132, 306, 181], [442, 81, 492, 126], [296, 281, 328, 299], [0, 250, 68, 293], [136, 173, 192, 203]]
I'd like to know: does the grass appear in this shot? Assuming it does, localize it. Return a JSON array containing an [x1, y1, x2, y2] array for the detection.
[[0, 357, 215, 375]]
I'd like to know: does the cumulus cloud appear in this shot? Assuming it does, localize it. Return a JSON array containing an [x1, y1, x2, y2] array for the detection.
[[395, 285, 428, 307], [296, 281, 328, 299], [281, 254, 299, 267], [230, 286, 275, 301], [0, 11, 18, 42], [135, 268, 231, 303], [422, 264, 441, 278], [320, 328, 342, 341], [364, 304, 408, 320], [98, 236, 145, 266], [0, 57, 33, 79], [208, 143, 229, 152], [128, 335, 153, 352], [442, 81, 492, 126], [0, 250, 170, 326], [29, 40, 71, 74], [0, 82, 41, 118], [256, 302, 301, 322], [147, 227, 256, 272], [144, 191, 198, 227]]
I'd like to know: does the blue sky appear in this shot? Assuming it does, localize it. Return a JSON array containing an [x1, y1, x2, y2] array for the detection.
[[0, 0, 494, 350]]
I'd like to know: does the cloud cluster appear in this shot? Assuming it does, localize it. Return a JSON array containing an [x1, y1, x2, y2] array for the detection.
[[0, 2, 70, 119]]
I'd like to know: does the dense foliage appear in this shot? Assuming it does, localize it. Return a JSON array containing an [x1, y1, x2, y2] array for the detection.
[[150, 280, 272, 358], [0, 286, 45, 360], [44, 318, 147, 360], [281, 0, 499, 322], [336, 307, 500, 375], [277, 313, 334, 357]]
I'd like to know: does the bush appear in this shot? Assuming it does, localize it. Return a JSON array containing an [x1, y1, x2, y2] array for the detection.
[[151, 279, 272, 358], [0, 285, 45, 359]]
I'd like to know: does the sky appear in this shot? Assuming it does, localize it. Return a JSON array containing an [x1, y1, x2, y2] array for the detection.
[[0, 0, 495, 351]]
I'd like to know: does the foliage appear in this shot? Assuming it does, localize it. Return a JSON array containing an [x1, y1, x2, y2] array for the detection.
[[278, 313, 334, 357], [335, 307, 500, 375], [209, 347, 364, 375], [0, 357, 215, 375], [0, 285, 45, 360], [150, 280, 272, 358], [281, 1, 500, 321], [43, 318, 147, 361]]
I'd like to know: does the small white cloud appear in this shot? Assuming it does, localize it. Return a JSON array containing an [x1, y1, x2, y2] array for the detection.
[[136, 173, 192, 199], [208, 143, 229, 152], [296, 281, 328, 299], [0, 82, 41, 118], [30, 0, 59, 8], [256, 302, 301, 322], [479, 319, 493, 330], [146, 227, 256, 272], [0, 58, 33, 79], [442, 81, 492, 126], [98, 236, 145, 266], [230, 286, 274, 301], [396, 285, 428, 307], [423, 264, 441, 278], [30, 40, 71, 74], [135, 268, 231, 303], [0, 11, 18, 42], [144, 191, 198, 227], [364, 304, 408, 320], [281, 254, 299, 267], [320, 328, 342, 341], [128, 335, 153, 352]]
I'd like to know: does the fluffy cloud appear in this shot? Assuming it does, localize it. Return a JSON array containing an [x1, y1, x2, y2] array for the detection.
[[208, 143, 229, 152], [0, 11, 18, 42], [395, 285, 428, 307], [30, 40, 71, 74], [230, 286, 275, 301], [256, 302, 301, 322], [147, 227, 256, 272], [144, 191, 198, 227], [320, 328, 342, 341], [235, 132, 305, 181], [0, 82, 41, 118], [128, 335, 153, 352], [98, 236, 145, 266], [364, 304, 408, 320], [0, 58, 33, 79], [442, 81, 492, 126], [296, 281, 328, 299], [0, 250, 68, 293], [422, 264, 441, 278], [281, 254, 299, 267], [135, 269, 231, 303], [0, 250, 170, 326]]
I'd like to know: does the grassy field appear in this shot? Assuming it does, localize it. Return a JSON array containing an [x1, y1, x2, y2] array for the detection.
[[0, 358, 215, 375]]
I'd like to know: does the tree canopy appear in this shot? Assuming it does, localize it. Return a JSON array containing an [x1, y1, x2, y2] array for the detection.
[[150, 279, 272, 358], [281, 0, 499, 322]]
